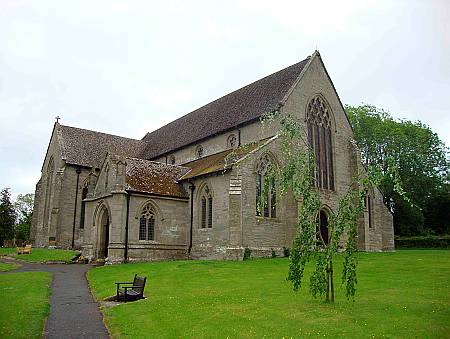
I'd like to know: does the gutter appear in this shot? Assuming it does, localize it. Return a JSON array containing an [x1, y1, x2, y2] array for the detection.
[[71, 167, 82, 248], [188, 182, 195, 255]]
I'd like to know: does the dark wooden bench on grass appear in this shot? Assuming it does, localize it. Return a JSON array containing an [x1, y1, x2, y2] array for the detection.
[[115, 274, 147, 302]]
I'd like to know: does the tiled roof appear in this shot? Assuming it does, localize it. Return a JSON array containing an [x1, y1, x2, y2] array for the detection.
[[180, 137, 275, 180], [142, 57, 310, 159], [58, 125, 146, 168], [125, 157, 189, 198]]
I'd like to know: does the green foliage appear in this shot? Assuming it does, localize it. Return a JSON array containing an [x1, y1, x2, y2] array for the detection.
[[283, 246, 290, 258], [345, 104, 450, 236], [395, 235, 450, 249], [260, 110, 405, 302], [271, 248, 277, 258], [0, 188, 16, 246], [14, 193, 34, 245], [243, 247, 252, 260]]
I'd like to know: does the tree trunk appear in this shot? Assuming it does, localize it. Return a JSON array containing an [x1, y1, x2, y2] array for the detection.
[[330, 259, 335, 302]]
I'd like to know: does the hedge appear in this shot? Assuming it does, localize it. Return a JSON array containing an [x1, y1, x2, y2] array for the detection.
[[395, 235, 450, 249]]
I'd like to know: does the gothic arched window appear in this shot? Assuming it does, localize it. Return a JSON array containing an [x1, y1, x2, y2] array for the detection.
[[365, 193, 374, 229], [200, 185, 213, 228], [306, 95, 335, 190], [255, 153, 276, 218], [139, 204, 156, 240], [43, 157, 54, 228]]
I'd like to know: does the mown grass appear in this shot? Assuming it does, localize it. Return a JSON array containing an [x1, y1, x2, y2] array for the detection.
[[88, 250, 450, 338], [0, 272, 52, 338], [0, 247, 79, 263], [0, 262, 20, 271]]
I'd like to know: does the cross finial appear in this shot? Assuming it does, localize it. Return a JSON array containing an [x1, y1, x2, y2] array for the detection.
[[55, 115, 61, 123]]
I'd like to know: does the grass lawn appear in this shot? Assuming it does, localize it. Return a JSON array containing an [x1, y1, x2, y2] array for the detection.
[[88, 250, 450, 338], [0, 262, 20, 271], [0, 272, 52, 338], [0, 247, 79, 263]]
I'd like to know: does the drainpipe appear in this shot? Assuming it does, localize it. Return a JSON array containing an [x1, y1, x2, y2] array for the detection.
[[124, 192, 130, 262], [72, 167, 82, 248], [238, 129, 241, 146], [188, 182, 195, 255]]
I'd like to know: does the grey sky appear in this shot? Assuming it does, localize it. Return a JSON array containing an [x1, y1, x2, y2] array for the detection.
[[0, 0, 449, 198]]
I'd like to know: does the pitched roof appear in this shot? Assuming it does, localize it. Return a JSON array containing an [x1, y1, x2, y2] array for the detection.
[[180, 137, 275, 180], [58, 125, 146, 168], [125, 157, 189, 198], [141, 57, 310, 159]]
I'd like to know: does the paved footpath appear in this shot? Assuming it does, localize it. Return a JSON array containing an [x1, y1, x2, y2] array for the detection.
[[0, 258, 109, 338]]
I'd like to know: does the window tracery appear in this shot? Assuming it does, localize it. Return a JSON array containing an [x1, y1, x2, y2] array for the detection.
[[307, 95, 335, 190], [255, 153, 276, 218], [139, 204, 156, 240], [200, 184, 213, 228]]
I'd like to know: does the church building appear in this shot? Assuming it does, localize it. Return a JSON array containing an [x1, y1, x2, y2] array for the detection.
[[30, 51, 394, 262]]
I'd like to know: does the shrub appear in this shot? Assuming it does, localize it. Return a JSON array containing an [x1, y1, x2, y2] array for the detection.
[[243, 247, 252, 260], [283, 246, 290, 258], [394, 235, 450, 249], [271, 248, 277, 258]]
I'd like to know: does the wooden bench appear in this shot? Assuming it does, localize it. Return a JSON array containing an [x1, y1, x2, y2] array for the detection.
[[116, 274, 147, 302], [17, 244, 32, 255]]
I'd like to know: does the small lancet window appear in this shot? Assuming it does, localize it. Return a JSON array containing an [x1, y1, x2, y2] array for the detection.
[[79, 183, 89, 229], [139, 204, 156, 240], [200, 185, 213, 228], [104, 164, 109, 190], [306, 95, 335, 190], [255, 153, 276, 218]]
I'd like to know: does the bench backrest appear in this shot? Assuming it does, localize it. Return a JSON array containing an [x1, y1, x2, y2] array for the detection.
[[132, 275, 147, 294]]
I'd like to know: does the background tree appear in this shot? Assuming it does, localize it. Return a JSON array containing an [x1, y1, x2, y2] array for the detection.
[[345, 104, 449, 236], [0, 188, 16, 246], [14, 193, 34, 245]]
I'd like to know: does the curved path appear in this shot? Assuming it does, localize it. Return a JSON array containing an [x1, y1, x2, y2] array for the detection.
[[0, 258, 109, 338]]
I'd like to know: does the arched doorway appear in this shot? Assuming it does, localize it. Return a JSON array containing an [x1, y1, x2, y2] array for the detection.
[[98, 207, 110, 259], [318, 210, 329, 246]]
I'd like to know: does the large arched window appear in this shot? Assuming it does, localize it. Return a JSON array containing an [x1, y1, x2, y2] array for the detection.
[[306, 95, 335, 190], [255, 153, 276, 218], [200, 184, 213, 228], [43, 157, 54, 227], [139, 204, 156, 240]]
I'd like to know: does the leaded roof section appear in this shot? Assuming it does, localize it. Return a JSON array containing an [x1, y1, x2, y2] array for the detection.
[[125, 158, 189, 198], [59, 125, 146, 168], [142, 58, 309, 160]]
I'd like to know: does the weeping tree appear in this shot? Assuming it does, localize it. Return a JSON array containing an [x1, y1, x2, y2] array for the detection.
[[258, 111, 403, 302]]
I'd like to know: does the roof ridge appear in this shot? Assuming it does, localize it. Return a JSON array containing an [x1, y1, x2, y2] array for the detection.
[[60, 124, 142, 142], [143, 58, 310, 138]]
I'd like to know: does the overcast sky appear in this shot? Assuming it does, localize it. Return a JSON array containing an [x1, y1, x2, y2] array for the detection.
[[0, 0, 449, 198]]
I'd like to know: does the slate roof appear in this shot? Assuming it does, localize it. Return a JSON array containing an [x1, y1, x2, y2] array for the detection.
[[142, 57, 310, 159], [58, 125, 146, 168], [180, 137, 275, 181], [125, 157, 189, 198]]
